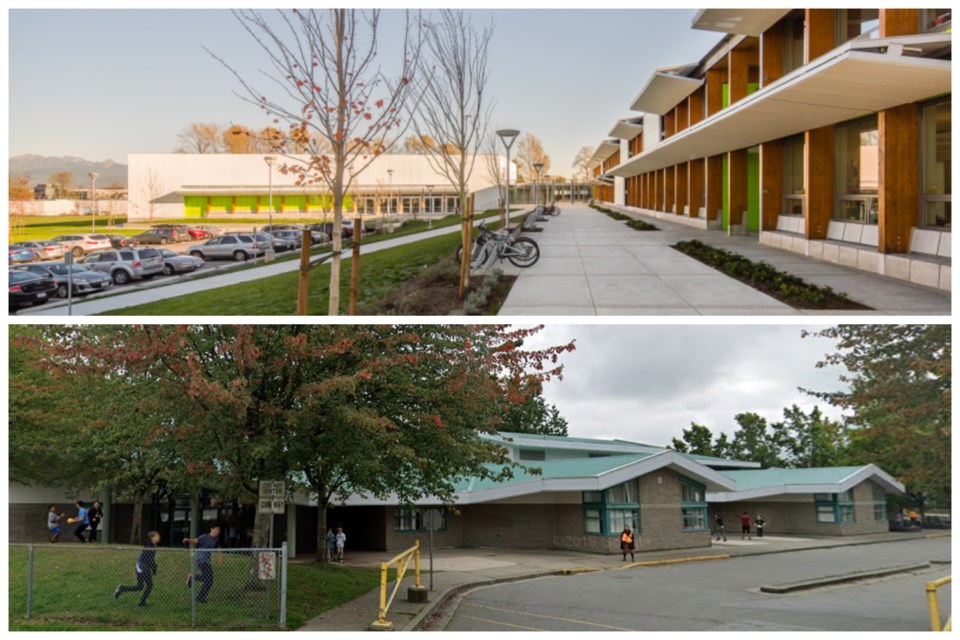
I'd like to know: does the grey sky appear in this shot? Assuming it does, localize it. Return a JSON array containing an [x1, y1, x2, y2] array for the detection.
[[525, 325, 849, 446], [8, 8, 722, 177]]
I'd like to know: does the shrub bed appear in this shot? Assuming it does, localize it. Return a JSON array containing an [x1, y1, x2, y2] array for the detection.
[[590, 204, 658, 229], [673, 239, 872, 310]]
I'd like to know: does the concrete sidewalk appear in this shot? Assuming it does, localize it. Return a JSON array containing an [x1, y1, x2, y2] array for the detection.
[[497, 205, 950, 316], [294, 530, 949, 631]]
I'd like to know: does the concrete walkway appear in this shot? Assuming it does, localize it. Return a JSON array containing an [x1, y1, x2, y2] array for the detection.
[[295, 530, 949, 631], [21, 217, 502, 316], [498, 205, 950, 316]]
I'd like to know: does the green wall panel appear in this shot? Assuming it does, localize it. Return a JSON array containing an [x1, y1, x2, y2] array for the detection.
[[183, 196, 205, 218]]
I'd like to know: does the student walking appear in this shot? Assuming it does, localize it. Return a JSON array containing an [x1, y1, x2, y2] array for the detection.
[[739, 512, 752, 540], [47, 506, 64, 543], [755, 515, 765, 538], [713, 514, 727, 542], [619, 525, 636, 561], [87, 501, 103, 543], [114, 531, 160, 607], [325, 528, 336, 563], [335, 527, 346, 563], [69, 501, 90, 542], [184, 525, 222, 603]]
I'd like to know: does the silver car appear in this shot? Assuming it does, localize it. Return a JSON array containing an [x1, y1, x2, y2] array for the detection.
[[187, 234, 268, 262], [13, 262, 113, 298], [158, 248, 205, 275], [81, 247, 164, 285], [19, 240, 68, 260], [48, 233, 113, 258]]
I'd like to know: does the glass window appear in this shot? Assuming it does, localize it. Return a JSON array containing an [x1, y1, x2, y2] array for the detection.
[[681, 483, 704, 503], [874, 502, 887, 521], [836, 116, 879, 224], [394, 507, 446, 532], [608, 509, 639, 533], [813, 493, 833, 502], [221, 237, 237, 244], [518, 449, 545, 462], [783, 134, 805, 216], [837, 490, 854, 503], [584, 508, 602, 534], [816, 504, 836, 523], [921, 98, 951, 230], [837, 9, 880, 44], [837, 505, 855, 524], [681, 507, 707, 531], [606, 481, 638, 504], [782, 11, 805, 74], [921, 9, 951, 32], [582, 491, 603, 504]]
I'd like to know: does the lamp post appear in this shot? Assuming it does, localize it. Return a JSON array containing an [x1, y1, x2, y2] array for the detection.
[[427, 184, 435, 229], [264, 156, 276, 261], [387, 168, 394, 220], [88, 172, 99, 233], [533, 162, 544, 208], [496, 129, 519, 220]]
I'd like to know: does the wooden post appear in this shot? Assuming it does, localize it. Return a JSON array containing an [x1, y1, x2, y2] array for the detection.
[[706, 67, 725, 117], [804, 125, 834, 239], [349, 217, 361, 314], [880, 9, 920, 37], [675, 162, 688, 216], [760, 140, 783, 231], [688, 158, 704, 218], [296, 229, 311, 315], [761, 21, 784, 87], [728, 149, 748, 226], [805, 9, 835, 63], [878, 103, 919, 253], [665, 166, 675, 214], [705, 155, 723, 221]]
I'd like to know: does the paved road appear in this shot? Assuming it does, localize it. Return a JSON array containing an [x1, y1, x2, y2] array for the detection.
[[445, 537, 951, 632]]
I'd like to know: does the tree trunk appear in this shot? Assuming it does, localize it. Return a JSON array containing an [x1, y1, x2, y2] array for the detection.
[[314, 492, 329, 562], [457, 188, 471, 298], [130, 494, 144, 545], [328, 193, 344, 315]]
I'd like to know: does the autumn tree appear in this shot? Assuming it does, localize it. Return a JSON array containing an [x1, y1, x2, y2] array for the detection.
[[409, 9, 494, 298], [804, 324, 951, 513], [176, 122, 225, 153], [9, 172, 33, 239], [212, 9, 424, 316], [515, 133, 550, 183], [572, 145, 595, 182], [499, 380, 568, 437], [222, 125, 256, 153], [403, 134, 438, 154], [49, 171, 75, 198]]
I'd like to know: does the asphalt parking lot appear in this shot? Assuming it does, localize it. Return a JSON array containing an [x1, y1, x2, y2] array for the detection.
[[445, 537, 951, 632]]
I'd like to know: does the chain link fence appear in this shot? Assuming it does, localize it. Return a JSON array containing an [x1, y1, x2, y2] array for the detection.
[[10, 543, 287, 630]]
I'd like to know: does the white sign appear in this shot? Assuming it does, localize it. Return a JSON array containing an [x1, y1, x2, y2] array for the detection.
[[257, 551, 277, 580], [258, 481, 286, 514]]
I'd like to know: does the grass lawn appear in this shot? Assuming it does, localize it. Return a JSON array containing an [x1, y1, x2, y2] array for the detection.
[[8, 544, 379, 630], [10, 215, 135, 242]]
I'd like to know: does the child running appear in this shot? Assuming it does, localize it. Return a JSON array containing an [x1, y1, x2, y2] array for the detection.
[[47, 505, 64, 543], [114, 531, 161, 607]]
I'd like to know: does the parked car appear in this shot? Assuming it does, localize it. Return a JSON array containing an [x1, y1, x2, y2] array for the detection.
[[131, 228, 191, 245], [301, 224, 331, 245], [260, 224, 302, 235], [8, 244, 40, 264], [157, 248, 205, 275], [9, 269, 58, 311], [192, 224, 223, 237], [105, 233, 138, 249], [270, 230, 303, 250], [923, 514, 951, 529], [81, 247, 164, 285], [265, 233, 296, 252], [184, 227, 212, 240], [19, 240, 69, 260], [49, 233, 113, 257], [12, 262, 113, 298], [187, 234, 268, 262], [309, 221, 359, 239]]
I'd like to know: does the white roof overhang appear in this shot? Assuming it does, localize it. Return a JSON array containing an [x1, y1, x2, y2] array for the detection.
[[611, 35, 951, 178], [609, 120, 644, 139], [706, 464, 906, 503], [586, 140, 621, 169], [630, 72, 704, 114], [692, 9, 792, 36]]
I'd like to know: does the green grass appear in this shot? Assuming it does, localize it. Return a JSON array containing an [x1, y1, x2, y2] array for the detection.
[[10, 215, 135, 242], [8, 544, 380, 630], [105, 211, 522, 316]]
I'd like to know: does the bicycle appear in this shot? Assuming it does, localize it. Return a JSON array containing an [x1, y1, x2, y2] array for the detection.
[[456, 222, 540, 268], [542, 202, 561, 216]]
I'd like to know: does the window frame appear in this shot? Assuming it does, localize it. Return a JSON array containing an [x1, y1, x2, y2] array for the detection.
[[393, 507, 447, 533], [679, 476, 709, 532], [582, 480, 640, 537], [919, 96, 951, 230], [834, 115, 880, 225], [814, 491, 857, 525]]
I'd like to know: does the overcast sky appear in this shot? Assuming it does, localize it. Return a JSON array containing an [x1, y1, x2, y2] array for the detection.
[[524, 324, 849, 446], [8, 7, 722, 176]]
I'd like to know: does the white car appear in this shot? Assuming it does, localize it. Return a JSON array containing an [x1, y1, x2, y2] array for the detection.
[[49, 234, 113, 258]]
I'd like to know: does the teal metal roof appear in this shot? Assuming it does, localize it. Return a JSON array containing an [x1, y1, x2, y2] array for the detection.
[[719, 466, 870, 491], [495, 431, 662, 449], [453, 453, 657, 492]]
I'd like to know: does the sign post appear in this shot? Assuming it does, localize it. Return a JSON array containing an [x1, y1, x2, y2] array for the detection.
[[63, 251, 73, 316], [258, 480, 286, 549], [423, 509, 443, 591]]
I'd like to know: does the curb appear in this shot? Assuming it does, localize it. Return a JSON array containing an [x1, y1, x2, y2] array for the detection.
[[712, 531, 949, 560], [619, 554, 729, 570], [760, 562, 931, 594]]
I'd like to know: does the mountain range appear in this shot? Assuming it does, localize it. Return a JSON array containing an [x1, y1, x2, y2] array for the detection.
[[9, 154, 128, 187]]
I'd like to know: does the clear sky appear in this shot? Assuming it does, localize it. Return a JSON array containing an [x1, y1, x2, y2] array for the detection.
[[8, 8, 722, 177], [526, 324, 849, 446]]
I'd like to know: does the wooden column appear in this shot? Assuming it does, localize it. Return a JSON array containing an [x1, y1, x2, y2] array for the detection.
[[761, 21, 784, 87], [706, 67, 725, 116], [728, 48, 750, 106], [727, 149, 748, 226], [676, 101, 689, 133], [688, 158, 704, 218], [705, 155, 723, 221], [804, 125, 834, 239], [805, 9, 835, 63], [645, 173, 652, 209], [665, 166, 676, 213], [653, 170, 661, 211], [760, 140, 783, 231], [664, 111, 675, 138], [688, 88, 705, 127], [880, 9, 919, 36], [675, 162, 688, 216], [878, 103, 919, 253]]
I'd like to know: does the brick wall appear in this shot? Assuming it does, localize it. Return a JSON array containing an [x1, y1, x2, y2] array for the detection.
[[461, 504, 556, 549], [384, 506, 465, 551], [553, 503, 619, 553], [638, 469, 711, 551]]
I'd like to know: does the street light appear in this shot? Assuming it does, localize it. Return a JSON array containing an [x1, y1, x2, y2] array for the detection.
[[88, 172, 99, 233], [264, 156, 276, 261], [533, 162, 544, 209], [427, 184, 435, 229], [496, 129, 520, 220]]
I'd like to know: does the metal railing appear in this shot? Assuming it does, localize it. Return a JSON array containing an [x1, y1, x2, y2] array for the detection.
[[11, 542, 287, 630], [371, 541, 421, 629], [926, 574, 952, 631]]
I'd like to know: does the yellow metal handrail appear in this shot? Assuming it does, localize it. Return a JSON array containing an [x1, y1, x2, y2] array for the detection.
[[372, 541, 421, 629], [926, 575, 951, 631]]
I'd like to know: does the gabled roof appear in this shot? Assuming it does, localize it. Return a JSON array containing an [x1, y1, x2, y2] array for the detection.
[[706, 464, 906, 502]]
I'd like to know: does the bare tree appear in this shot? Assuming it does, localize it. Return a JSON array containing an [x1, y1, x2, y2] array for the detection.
[[482, 131, 507, 225], [210, 9, 423, 316], [572, 145, 595, 182], [176, 122, 224, 153], [410, 9, 494, 298], [9, 172, 33, 239], [49, 171, 75, 199], [515, 133, 550, 184], [138, 167, 164, 225]]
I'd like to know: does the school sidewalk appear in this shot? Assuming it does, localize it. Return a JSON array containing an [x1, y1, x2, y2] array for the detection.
[[294, 530, 949, 631]]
